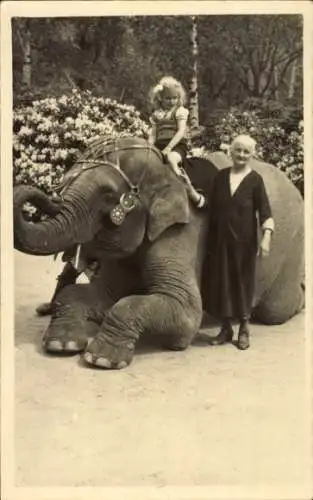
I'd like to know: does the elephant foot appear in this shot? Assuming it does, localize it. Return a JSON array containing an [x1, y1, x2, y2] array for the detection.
[[42, 303, 98, 355], [36, 302, 53, 316], [162, 334, 191, 351], [83, 331, 135, 369], [43, 327, 89, 354]]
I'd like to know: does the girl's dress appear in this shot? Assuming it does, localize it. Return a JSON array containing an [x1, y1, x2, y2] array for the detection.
[[150, 106, 189, 161], [204, 167, 272, 320]]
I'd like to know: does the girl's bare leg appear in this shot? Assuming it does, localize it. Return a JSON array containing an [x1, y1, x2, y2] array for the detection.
[[166, 151, 183, 176]]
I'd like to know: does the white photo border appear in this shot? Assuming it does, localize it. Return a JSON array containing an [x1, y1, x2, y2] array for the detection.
[[1, 2, 312, 499]]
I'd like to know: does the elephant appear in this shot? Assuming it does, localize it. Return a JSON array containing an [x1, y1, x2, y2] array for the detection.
[[14, 136, 304, 369]]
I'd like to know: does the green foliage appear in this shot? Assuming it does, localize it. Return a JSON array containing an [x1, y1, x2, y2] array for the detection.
[[12, 15, 302, 117], [238, 97, 303, 133], [13, 89, 149, 197], [200, 106, 304, 196]]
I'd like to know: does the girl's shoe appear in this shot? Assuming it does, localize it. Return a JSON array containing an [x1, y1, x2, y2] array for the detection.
[[209, 324, 234, 346], [237, 324, 250, 350]]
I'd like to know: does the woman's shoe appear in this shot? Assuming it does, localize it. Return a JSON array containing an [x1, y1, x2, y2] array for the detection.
[[209, 324, 234, 346], [237, 325, 250, 350]]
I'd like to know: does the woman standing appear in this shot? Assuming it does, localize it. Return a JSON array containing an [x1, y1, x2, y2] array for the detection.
[[206, 135, 274, 350]]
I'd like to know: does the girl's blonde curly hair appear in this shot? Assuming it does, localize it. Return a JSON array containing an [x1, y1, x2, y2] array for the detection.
[[149, 76, 187, 109]]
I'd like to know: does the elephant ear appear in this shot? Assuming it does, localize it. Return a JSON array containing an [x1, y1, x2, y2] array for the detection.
[[147, 181, 190, 241]]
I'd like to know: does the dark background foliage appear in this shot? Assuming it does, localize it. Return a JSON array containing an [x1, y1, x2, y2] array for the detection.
[[12, 15, 303, 116], [12, 14, 304, 199]]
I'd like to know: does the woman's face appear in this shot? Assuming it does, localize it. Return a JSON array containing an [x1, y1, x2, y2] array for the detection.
[[230, 142, 254, 169], [161, 93, 179, 110]]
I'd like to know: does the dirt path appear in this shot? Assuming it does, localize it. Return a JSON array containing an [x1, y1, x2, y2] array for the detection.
[[14, 251, 311, 493]]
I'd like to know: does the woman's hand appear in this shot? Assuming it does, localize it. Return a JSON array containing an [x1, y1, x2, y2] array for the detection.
[[258, 231, 272, 257], [178, 168, 192, 186]]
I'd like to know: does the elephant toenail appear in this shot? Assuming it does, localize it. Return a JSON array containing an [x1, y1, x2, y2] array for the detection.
[[46, 340, 63, 351], [117, 361, 128, 369], [65, 341, 79, 351], [83, 352, 93, 364], [95, 357, 112, 369]]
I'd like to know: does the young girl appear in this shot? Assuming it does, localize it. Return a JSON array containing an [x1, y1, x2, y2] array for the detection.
[[148, 76, 190, 176], [205, 135, 274, 350], [148, 76, 204, 207]]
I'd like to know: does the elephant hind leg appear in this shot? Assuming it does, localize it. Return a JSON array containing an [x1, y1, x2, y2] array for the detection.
[[42, 283, 100, 354], [161, 310, 201, 351], [252, 259, 305, 325]]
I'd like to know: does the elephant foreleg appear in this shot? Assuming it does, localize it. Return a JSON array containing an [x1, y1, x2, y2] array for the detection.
[[42, 259, 141, 354], [83, 291, 202, 369], [42, 283, 100, 353], [36, 261, 81, 316]]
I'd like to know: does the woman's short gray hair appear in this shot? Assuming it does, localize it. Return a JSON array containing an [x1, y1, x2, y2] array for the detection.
[[230, 134, 257, 154]]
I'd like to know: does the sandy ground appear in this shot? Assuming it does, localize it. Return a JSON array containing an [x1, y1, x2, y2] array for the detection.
[[14, 251, 311, 492]]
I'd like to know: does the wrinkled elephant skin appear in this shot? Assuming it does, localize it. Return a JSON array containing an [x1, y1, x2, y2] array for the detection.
[[13, 139, 304, 369]]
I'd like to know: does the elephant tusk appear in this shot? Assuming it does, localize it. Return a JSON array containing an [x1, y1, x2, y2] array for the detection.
[[74, 244, 81, 270]]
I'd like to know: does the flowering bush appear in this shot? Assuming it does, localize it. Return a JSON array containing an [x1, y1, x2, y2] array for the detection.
[[13, 89, 149, 197], [202, 108, 304, 196]]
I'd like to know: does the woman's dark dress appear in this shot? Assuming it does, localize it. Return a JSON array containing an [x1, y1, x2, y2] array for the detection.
[[205, 168, 272, 320]]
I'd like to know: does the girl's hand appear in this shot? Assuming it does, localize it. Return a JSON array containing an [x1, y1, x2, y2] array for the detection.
[[162, 147, 171, 157]]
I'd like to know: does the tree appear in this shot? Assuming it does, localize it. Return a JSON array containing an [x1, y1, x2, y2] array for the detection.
[[12, 15, 303, 118], [199, 15, 302, 100], [189, 16, 200, 132], [13, 18, 32, 89]]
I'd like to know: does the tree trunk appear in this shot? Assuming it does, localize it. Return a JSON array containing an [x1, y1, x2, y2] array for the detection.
[[288, 59, 297, 99], [189, 16, 199, 133], [273, 66, 279, 100], [22, 23, 32, 88]]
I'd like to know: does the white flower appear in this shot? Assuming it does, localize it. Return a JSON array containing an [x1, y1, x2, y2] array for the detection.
[[59, 95, 68, 105], [39, 118, 53, 132], [35, 134, 48, 143], [49, 134, 59, 145], [54, 149, 68, 160], [18, 126, 33, 136], [220, 143, 230, 155], [75, 118, 84, 127], [14, 158, 23, 167], [65, 117, 75, 124], [59, 149, 68, 159]]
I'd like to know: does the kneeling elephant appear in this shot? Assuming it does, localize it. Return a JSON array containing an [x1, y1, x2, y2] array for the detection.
[[13, 137, 304, 369]]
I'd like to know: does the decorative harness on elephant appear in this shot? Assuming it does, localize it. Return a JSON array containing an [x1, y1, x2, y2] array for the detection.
[[55, 137, 163, 225], [53, 138, 165, 270]]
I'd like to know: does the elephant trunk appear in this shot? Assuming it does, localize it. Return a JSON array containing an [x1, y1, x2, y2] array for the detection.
[[14, 185, 99, 256]]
